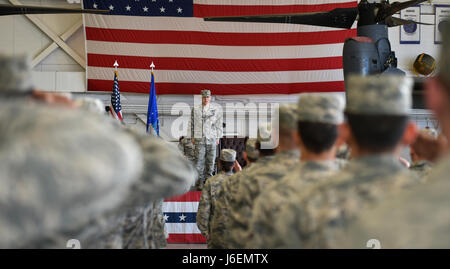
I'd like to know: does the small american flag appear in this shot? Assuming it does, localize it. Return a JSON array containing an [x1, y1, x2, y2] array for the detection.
[[110, 70, 123, 121], [82, 0, 357, 95], [163, 191, 206, 244]]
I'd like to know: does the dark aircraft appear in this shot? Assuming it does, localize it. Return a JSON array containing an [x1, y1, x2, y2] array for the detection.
[[204, 0, 432, 78], [0, 3, 108, 16]]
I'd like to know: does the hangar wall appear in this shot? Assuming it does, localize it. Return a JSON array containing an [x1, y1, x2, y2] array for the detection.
[[0, 0, 446, 140]]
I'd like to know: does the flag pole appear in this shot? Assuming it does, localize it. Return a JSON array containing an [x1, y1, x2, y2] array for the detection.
[[147, 61, 159, 136], [150, 61, 155, 73], [110, 60, 122, 121], [114, 60, 119, 74]]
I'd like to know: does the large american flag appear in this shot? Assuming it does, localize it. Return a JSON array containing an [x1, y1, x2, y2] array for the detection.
[[82, 0, 357, 95]]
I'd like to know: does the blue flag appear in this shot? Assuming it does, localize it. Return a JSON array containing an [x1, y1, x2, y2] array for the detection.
[[147, 72, 159, 135]]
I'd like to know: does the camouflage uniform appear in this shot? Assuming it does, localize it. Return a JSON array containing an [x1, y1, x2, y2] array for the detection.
[[265, 75, 420, 248], [0, 100, 143, 248], [83, 200, 167, 249], [336, 144, 351, 160], [226, 106, 300, 248], [81, 128, 196, 249], [245, 138, 259, 162], [196, 171, 233, 247], [339, 156, 450, 249], [409, 160, 433, 178], [0, 54, 197, 248], [208, 152, 275, 249], [178, 137, 195, 163], [226, 150, 299, 248], [3, 120, 196, 249], [249, 160, 341, 249], [188, 90, 223, 189], [196, 149, 236, 248], [335, 20, 450, 249], [74, 97, 105, 114], [248, 94, 345, 249]]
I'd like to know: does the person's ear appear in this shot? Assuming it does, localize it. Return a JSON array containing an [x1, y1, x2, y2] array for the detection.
[[401, 122, 418, 147], [425, 77, 448, 116]]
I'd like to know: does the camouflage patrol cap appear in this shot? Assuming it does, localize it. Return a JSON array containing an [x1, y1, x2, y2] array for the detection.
[[278, 104, 298, 130], [439, 18, 450, 85], [257, 122, 272, 142], [0, 54, 33, 92], [245, 138, 259, 160], [220, 149, 237, 162], [345, 75, 412, 115], [74, 97, 105, 114], [201, 90, 211, 97], [297, 94, 344, 124]]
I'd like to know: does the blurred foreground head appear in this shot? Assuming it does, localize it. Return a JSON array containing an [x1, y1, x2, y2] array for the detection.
[[0, 54, 75, 107], [0, 54, 33, 93]]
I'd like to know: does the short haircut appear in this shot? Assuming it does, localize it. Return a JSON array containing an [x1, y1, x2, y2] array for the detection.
[[221, 160, 234, 172], [346, 113, 408, 152], [297, 121, 338, 154]]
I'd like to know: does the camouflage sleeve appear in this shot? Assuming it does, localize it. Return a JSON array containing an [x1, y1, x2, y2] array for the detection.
[[247, 191, 281, 249], [227, 177, 255, 248], [207, 179, 231, 248], [272, 186, 328, 248], [215, 106, 223, 139], [187, 107, 194, 139], [148, 200, 168, 249], [120, 127, 197, 207], [196, 181, 212, 238], [271, 197, 312, 248]]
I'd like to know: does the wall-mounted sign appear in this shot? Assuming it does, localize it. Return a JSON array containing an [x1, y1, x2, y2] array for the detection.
[[400, 5, 421, 44], [435, 5, 450, 44]]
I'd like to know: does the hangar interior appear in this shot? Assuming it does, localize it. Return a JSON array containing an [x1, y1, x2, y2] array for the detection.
[[0, 0, 446, 152], [0, 0, 450, 248]]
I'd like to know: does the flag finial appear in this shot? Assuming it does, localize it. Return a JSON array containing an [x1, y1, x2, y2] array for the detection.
[[150, 62, 155, 72], [114, 60, 119, 70]]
